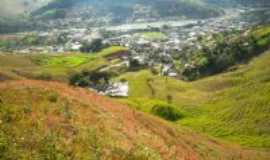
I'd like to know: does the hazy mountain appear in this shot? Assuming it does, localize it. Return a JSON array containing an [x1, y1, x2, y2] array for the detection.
[[32, 0, 223, 22], [32, 0, 270, 23], [0, 0, 51, 17], [205, 0, 270, 7], [1, 0, 269, 33], [1, 0, 269, 18]]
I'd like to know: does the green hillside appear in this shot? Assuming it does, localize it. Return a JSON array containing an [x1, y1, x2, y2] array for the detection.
[[117, 48, 270, 148], [0, 46, 127, 81]]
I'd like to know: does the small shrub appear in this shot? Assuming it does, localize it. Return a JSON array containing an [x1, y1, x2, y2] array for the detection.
[[48, 92, 58, 103], [166, 94, 173, 104], [23, 105, 32, 114], [125, 144, 161, 160], [39, 133, 66, 160], [151, 104, 183, 121], [150, 67, 159, 75], [120, 78, 127, 83], [87, 128, 103, 160], [0, 105, 20, 123], [0, 132, 9, 156], [61, 101, 72, 120], [69, 73, 90, 87], [0, 132, 19, 159], [146, 78, 155, 97], [36, 73, 52, 81]]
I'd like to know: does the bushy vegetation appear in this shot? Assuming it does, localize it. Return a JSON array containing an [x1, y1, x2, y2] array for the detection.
[[151, 103, 184, 121], [80, 38, 105, 53], [21, 33, 41, 46], [180, 26, 270, 80], [69, 70, 113, 89]]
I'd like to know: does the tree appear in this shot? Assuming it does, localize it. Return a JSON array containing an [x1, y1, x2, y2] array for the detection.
[[69, 70, 113, 91], [80, 38, 103, 53]]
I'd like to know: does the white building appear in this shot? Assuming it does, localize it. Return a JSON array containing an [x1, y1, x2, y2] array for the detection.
[[105, 82, 129, 97]]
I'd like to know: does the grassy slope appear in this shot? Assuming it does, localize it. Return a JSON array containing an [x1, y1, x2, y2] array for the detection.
[[117, 49, 270, 148], [181, 51, 270, 148], [0, 46, 127, 81], [1, 80, 269, 159]]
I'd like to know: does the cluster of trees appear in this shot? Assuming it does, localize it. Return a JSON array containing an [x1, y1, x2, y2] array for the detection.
[[181, 28, 270, 80], [69, 70, 114, 91], [80, 38, 104, 53]]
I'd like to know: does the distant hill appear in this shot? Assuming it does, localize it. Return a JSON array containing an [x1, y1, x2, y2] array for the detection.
[[32, 0, 270, 23], [205, 0, 270, 7], [0, 0, 51, 34], [32, 0, 223, 22], [0, 0, 51, 17]]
